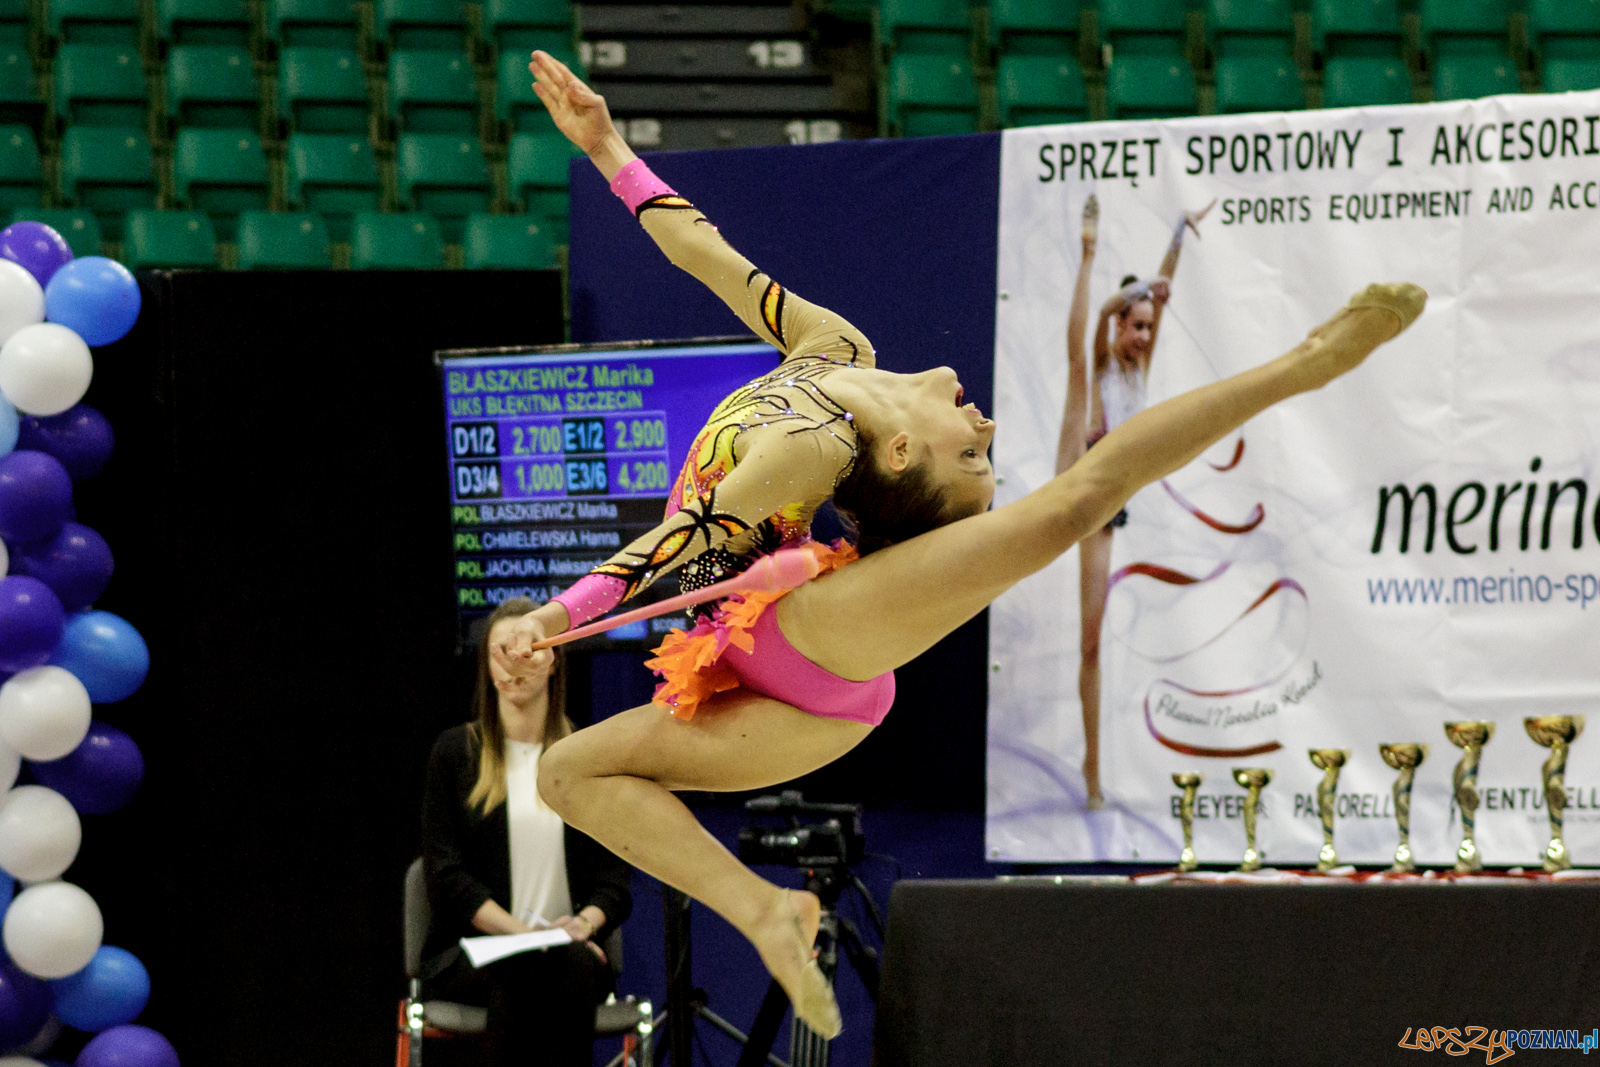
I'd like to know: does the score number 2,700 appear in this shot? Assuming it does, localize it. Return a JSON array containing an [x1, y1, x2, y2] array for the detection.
[[454, 458, 672, 499]]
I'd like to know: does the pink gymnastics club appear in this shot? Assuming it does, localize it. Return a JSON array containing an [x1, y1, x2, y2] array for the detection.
[[527, 547, 823, 650]]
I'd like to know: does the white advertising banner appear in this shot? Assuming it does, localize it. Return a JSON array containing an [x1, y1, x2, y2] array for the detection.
[[986, 91, 1600, 867]]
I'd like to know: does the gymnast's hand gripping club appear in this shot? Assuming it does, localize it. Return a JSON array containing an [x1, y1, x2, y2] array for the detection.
[[523, 548, 822, 650]]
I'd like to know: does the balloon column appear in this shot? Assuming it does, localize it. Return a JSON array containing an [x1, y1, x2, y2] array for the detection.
[[0, 223, 171, 1067]]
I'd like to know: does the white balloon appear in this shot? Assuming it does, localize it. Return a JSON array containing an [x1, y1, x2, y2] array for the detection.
[[0, 739, 17, 792], [16, 1015, 60, 1056], [0, 323, 92, 417], [0, 786, 80, 882], [0, 538, 8, 576], [0, 1057, 47, 1067], [0, 667, 91, 761], [0, 260, 44, 346], [2, 880, 102, 979]]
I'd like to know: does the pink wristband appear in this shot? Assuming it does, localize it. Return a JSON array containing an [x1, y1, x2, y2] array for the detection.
[[609, 159, 677, 216], [551, 573, 628, 628]]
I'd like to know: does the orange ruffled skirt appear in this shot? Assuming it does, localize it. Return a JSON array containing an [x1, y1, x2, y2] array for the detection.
[[645, 540, 862, 720]]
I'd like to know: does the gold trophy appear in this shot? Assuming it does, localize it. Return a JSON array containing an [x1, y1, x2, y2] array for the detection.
[[1524, 715, 1586, 872], [1378, 743, 1428, 873], [1172, 772, 1202, 872], [1445, 721, 1495, 872], [1309, 749, 1350, 872], [1232, 768, 1272, 872]]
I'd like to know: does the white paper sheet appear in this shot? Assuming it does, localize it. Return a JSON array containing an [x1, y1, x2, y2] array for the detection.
[[459, 929, 572, 968]]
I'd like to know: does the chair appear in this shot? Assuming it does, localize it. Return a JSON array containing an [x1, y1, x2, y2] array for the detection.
[[0, 43, 40, 131], [1311, 0, 1402, 59], [286, 131, 380, 240], [996, 53, 1086, 127], [375, 0, 466, 50], [265, 0, 359, 47], [158, 0, 252, 45], [49, 0, 140, 44], [495, 48, 559, 133], [1099, 0, 1187, 59], [988, 0, 1077, 57], [1419, 0, 1514, 100], [1215, 53, 1303, 111], [235, 210, 331, 266], [1543, 57, 1600, 91], [121, 209, 217, 268], [10, 207, 102, 255], [482, 0, 572, 56], [1205, 0, 1294, 58], [54, 43, 146, 127], [350, 210, 443, 266], [506, 130, 572, 239], [0, 0, 23, 44], [397, 858, 653, 1067], [1432, 54, 1518, 99], [278, 46, 369, 132], [0, 123, 39, 209], [1321, 54, 1411, 107], [877, 0, 970, 57], [1528, 0, 1600, 75], [166, 44, 261, 129], [173, 128, 268, 238], [387, 49, 477, 133], [885, 53, 979, 136], [1105, 53, 1196, 118], [395, 131, 489, 241], [59, 126, 154, 238], [463, 212, 555, 268]]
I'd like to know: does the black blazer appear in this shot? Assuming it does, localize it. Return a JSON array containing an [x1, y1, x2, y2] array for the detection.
[[421, 723, 633, 966]]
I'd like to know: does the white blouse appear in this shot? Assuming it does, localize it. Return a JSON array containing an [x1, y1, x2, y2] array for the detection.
[[504, 739, 573, 928]]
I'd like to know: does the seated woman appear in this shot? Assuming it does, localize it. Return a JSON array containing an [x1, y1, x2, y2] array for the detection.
[[421, 598, 633, 1067]]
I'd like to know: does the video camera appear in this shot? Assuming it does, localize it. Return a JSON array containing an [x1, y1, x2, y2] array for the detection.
[[737, 790, 866, 868]]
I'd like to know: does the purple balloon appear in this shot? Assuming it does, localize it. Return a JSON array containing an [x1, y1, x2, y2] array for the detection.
[[0, 575, 64, 672], [0, 959, 51, 1050], [0, 222, 74, 288], [16, 406, 114, 482], [76, 1025, 180, 1067], [29, 721, 143, 814], [0, 450, 73, 543], [13, 521, 113, 612]]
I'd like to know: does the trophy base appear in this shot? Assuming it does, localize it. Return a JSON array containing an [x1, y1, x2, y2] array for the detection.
[[1315, 843, 1339, 873], [1237, 848, 1261, 873], [1454, 840, 1483, 874], [1177, 847, 1197, 873], [1543, 839, 1572, 874], [1389, 842, 1416, 874]]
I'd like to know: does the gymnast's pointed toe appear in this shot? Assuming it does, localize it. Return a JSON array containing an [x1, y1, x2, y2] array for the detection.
[[795, 959, 844, 1038], [1345, 282, 1428, 333]]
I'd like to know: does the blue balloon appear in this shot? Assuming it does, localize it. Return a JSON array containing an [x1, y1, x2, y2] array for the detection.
[[28, 721, 143, 814], [49, 946, 149, 1032], [0, 395, 16, 457], [43, 258, 140, 348], [16, 406, 114, 482], [0, 959, 50, 1050], [0, 450, 73, 544], [13, 522, 113, 612], [0, 575, 64, 673], [0, 869, 13, 917], [47, 611, 148, 703], [75, 1025, 178, 1067]]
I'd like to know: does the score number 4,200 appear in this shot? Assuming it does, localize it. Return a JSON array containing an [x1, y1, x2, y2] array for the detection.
[[454, 457, 671, 499]]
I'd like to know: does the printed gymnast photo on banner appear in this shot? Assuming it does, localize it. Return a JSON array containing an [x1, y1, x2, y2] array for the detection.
[[987, 89, 1600, 868]]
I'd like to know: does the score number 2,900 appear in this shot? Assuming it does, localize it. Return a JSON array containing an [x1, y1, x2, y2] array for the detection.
[[454, 458, 672, 499]]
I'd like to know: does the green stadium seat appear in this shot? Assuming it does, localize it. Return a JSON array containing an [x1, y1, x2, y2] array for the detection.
[[506, 130, 572, 239], [1528, 0, 1600, 61], [122, 209, 217, 268], [166, 45, 261, 129], [173, 128, 268, 237], [1312, 0, 1402, 59], [886, 53, 979, 135], [10, 208, 102, 255], [375, 0, 466, 50], [1322, 54, 1411, 106], [997, 54, 1086, 127], [350, 211, 442, 267], [0, 44, 40, 130], [483, 0, 572, 55], [395, 131, 488, 240], [495, 48, 578, 132], [49, 0, 140, 44], [1100, 0, 1187, 56], [54, 44, 145, 127], [1205, 0, 1294, 58], [989, 0, 1077, 57], [1544, 56, 1600, 91], [878, 0, 970, 56], [286, 131, 379, 240], [0, 0, 23, 44], [463, 212, 555, 268], [0, 124, 39, 209], [387, 49, 476, 132], [1105, 53, 1195, 117], [158, 0, 252, 44], [278, 46, 368, 132], [265, 0, 359, 46], [1215, 54, 1304, 111], [236, 210, 331, 267], [59, 126, 154, 237], [1433, 54, 1519, 99], [1419, 0, 1510, 56]]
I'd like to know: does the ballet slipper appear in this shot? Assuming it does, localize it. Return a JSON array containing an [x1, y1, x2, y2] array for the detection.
[[1296, 282, 1427, 389], [1313, 282, 1428, 340], [755, 889, 843, 1039]]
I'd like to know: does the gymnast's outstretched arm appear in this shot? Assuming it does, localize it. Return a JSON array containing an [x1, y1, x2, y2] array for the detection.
[[532, 51, 875, 368], [1055, 196, 1097, 475]]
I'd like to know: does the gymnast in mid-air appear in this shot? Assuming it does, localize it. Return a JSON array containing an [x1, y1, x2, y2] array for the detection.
[[502, 50, 1426, 1037]]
